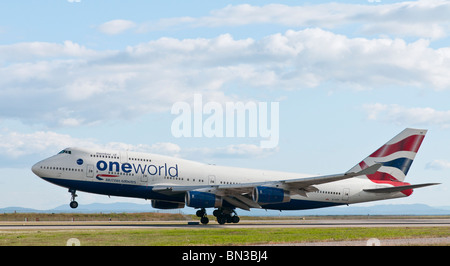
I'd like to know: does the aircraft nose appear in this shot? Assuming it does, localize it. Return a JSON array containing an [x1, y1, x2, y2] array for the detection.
[[31, 162, 41, 176]]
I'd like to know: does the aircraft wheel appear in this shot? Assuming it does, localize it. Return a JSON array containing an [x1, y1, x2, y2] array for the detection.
[[70, 201, 78, 209], [213, 209, 221, 217], [232, 215, 240, 224], [217, 216, 227, 225], [68, 189, 78, 209], [200, 216, 209, 225], [196, 209, 206, 217]]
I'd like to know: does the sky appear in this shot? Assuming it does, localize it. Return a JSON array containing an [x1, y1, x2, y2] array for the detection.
[[0, 0, 449, 210]]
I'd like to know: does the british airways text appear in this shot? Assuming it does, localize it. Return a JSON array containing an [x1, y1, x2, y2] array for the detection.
[[96, 160, 179, 177]]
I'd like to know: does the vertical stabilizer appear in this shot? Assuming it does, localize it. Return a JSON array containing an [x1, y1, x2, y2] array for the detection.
[[347, 128, 427, 182]]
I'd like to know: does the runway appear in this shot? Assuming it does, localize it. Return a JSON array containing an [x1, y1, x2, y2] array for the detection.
[[1, 218, 449, 230]]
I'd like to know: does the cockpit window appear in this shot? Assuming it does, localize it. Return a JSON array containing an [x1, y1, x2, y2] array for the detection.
[[58, 149, 72, 155]]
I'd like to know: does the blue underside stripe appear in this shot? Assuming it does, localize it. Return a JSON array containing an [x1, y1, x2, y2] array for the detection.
[[41, 177, 344, 211], [41, 177, 182, 202]]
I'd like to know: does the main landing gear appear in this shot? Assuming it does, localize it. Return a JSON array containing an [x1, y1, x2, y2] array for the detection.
[[196, 208, 240, 225], [69, 189, 78, 209]]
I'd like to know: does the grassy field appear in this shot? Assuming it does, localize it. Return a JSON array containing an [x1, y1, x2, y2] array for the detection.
[[1, 213, 449, 246], [1, 227, 449, 246], [0, 212, 189, 222]]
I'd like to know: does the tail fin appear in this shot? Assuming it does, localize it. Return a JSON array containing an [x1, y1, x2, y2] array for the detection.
[[347, 128, 427, 182]]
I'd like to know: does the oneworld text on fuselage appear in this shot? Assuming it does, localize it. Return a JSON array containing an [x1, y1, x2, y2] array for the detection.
[[96, 160, 179, 178]]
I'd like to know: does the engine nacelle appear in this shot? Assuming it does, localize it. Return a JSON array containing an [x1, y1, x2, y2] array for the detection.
[[185, 191, 223, 208], [151, 200, 185, 209], [253, 186, 290, 204]]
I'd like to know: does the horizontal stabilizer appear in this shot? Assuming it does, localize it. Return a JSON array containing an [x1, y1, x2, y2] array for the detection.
[[363, 183, 440, 193], [354, 163, 382, 177], [285, 163, 382, 188]]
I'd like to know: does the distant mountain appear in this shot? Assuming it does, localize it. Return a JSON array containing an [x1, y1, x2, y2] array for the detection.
[[273, 203, 450, 216], [0, 202, 156, 214], [0, 207, 43, 213], [437, 206, 450, 211], [50, 202, 155, 213], [1, 202, 450, 216]]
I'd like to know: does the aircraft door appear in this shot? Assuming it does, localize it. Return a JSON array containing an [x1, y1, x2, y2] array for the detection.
[[141, 174, 148, 185], [208, 175, 216, 185], [120, 151, 128, 163], [342, 188, 350, 202], [86, 164, 94, 178]]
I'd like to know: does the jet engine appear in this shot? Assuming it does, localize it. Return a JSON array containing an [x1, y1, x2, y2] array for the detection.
[[252, 186, 290, 204], [185, 191, 223, 208]]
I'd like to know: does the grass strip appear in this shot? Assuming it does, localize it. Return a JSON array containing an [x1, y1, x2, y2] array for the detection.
[[1, 227, 449, 246]]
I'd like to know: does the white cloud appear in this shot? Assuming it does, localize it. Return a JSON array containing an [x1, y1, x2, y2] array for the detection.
[[139, 1, 450, 39], [0, 130, 95, 158], [0, 129, 181, 160], [363, 103, 450, 127], [3, 29, 450, 128], [0, 41, 102, 63], [190, 143, 278, 159], [426, 159, 450, 170], [59, 118, 84, 127], [103, 142, 182, 157], [98, 20, 136, 35], [0, 129, 274, 165]]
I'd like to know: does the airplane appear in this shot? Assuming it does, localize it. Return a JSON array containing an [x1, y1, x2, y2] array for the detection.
[[31, 128, 439, 224]]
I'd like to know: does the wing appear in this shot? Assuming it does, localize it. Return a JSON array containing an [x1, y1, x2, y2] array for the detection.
[[153, 163, 382, 211]]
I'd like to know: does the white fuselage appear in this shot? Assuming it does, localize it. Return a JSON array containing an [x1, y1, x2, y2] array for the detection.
[[31, 147, 410, 211]]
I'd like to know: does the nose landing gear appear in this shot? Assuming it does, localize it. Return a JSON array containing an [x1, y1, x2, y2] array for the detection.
[[69, 189, 78, 209]]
